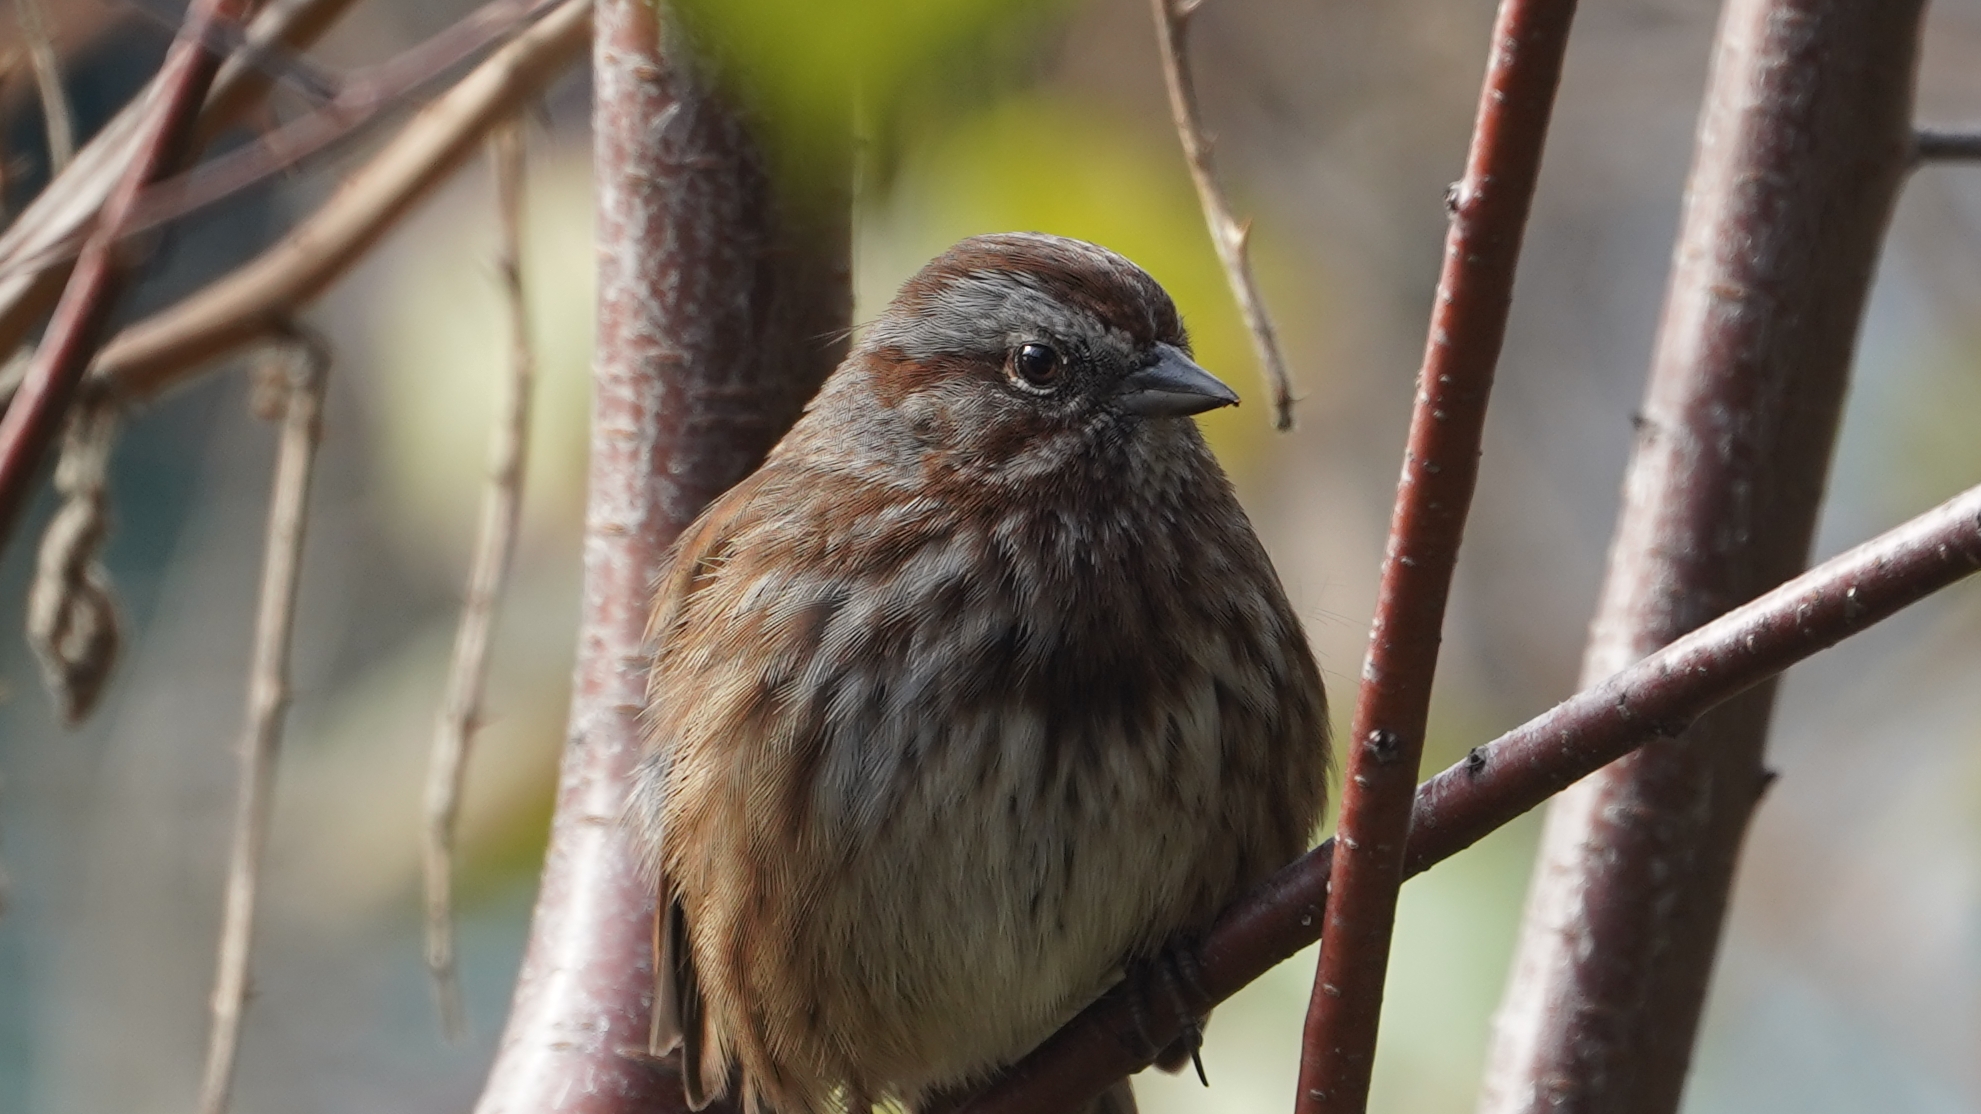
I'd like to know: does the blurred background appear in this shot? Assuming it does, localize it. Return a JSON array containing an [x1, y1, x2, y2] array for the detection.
[[1, 1, 1979, 1112]]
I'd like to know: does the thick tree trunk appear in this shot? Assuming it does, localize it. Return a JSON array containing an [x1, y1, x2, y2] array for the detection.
[[470, 5, 849, 1112], [1478, 3, 1923, 1113]]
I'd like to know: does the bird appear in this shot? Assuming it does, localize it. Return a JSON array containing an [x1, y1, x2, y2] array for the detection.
[[630, 231, 1330, 1114]]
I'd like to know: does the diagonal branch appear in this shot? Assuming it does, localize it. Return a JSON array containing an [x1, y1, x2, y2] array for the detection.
[[1296, 2, 1578, 1111], [0, 0, 269, 553], [1148, 0, 1297, 430], [0, 0, 364, 362], [423, 119, 535, 1042], [0, 0, 568, 299], [199, 332, 328, 1114], [84, 0, 592, 406], [962, 473, 1981, 1114]]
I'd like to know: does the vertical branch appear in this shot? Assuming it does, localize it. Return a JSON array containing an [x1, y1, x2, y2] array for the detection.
[[423, 119, 534, 1041], [1478, 4, 1923, 1113], [468, 1, 850, 1111], [0, 0, 266, 552], [1148, 0, 1296, 430], [199, 334, 328, 1114], [1295, 3, 1577, 1112], [15, 0, 76, 174]]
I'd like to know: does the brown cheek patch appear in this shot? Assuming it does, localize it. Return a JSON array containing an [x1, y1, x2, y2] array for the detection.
[[865, 349, 1003, 411]]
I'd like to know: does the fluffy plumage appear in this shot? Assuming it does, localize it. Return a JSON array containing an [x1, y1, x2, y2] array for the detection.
[[631, 232, 1330, 1114]]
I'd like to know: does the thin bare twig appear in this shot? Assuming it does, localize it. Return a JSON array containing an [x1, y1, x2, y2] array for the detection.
[[85, 0, 593, 404], [423, 119, 535, 1042], [0, 0, 568, 294], [198, 332, 328, 1114], [1914, 127, 1981, 163], [15, 0, 76, 174], [0, 0, 363, 363], [1294, 2, 1577, 1111], [0, 0, 268, 554], [1148, 0, 1296, 430], [962, 472, 1981, 1114]]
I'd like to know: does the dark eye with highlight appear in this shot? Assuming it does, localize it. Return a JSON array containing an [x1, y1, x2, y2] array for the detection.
[[1011, 342, 1064, 390]]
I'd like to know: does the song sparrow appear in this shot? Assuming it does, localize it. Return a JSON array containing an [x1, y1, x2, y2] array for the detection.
[[631, 232, 1330, 1114]]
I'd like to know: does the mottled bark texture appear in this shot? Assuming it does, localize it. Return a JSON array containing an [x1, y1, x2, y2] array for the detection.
[[470, 4, 849, 1113], [1480, 4, 1924, 1113]]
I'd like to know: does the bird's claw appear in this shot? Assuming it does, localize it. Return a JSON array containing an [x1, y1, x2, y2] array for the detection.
[[1118, 936, 1213, 1087]]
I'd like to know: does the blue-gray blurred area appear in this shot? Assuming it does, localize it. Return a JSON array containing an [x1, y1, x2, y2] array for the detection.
[[0, 1, 1978, 1112]]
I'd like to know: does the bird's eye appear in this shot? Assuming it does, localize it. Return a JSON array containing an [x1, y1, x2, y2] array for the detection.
[[1010, 342, 1064, 390]]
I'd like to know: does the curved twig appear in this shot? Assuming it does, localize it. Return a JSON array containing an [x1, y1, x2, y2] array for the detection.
[[1149, 0, 1297, 430]]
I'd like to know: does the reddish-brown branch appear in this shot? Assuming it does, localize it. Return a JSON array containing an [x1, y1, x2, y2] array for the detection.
[[467, 2, 850, 1111], [962, 476, 1981, 1114], [0, 0, 266, 551], [1296, 2, 1578, 1111], [1479, 5, 1921, 1111]]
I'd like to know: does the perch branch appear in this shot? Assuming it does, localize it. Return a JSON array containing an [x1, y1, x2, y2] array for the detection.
[[198, 332, 328, 1114], [0, 0, 267, 552], [1149, 0, 1296, 430], [962, 473, 1981, 1114], [1295, 2, 1577, 1111], [422, 119, 535, 1041]]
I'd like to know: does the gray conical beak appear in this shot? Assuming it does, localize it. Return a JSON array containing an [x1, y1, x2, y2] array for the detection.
[[1117, 344, 1241, 417]]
